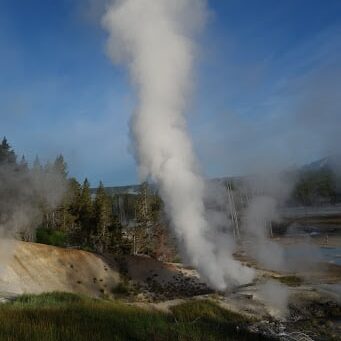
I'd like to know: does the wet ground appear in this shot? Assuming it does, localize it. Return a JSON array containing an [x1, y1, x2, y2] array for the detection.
[[283, 234, 341, 267]]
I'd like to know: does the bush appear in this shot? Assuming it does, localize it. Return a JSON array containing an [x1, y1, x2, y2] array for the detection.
[[35, 228, 66, 247], [111, 282, 130, 296], [274, 275, 302, 287], [14, 292, 83, 306], [171, 300, 248, 323]]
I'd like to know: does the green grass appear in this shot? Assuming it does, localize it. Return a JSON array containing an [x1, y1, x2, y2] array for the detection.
[[273, 275, 302, 287], [14, 292, 84, 306], [171, 300, 248, 323], [0, 292, 272, 341]]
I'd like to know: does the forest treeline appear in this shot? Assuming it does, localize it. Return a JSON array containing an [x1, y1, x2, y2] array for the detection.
[[293, 167, 338, 205], [0, 137, 338, 259], [0, 137, 175, 260]]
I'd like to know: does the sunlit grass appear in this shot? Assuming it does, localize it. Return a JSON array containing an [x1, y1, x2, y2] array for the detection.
[[0, 292, 271, 341], [273, 275, 302, 287]]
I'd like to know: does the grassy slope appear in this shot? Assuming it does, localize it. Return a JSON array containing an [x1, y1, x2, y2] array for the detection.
[[0, 292, 271, 341]]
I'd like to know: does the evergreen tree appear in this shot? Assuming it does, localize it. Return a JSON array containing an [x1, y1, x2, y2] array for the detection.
[[53, 154, 68, 179], [62, 177, 82, 244], [39, 156, 69, 231], [40, 161, 54, 229], [0, 138, 37, 240], [78, 178, 93, 245], [52, 154, 69, 231], [67, 178, 81, 220], [294, 167, 336, 205], [136, 183, 148, 225], [33, 155, 43, 173], [19, 155, 28, 171], [92, 181, 112, 252], [109, 203, 126, 254], [0, 137, 17, 165], [132, 182, 155, 255]]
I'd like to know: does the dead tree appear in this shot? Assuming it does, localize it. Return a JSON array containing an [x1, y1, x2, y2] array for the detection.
[[225, 181, 241, 240]]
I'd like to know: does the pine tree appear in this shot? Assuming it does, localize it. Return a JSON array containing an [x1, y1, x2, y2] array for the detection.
[[0, 138, 36, 240], [39, 155, 69, 231], [19, 155, 28, 171], [136, 182, 153, 226], [78, 178, 93, 246], [92, 181, 112, 253], [33, 155, 43, 173], [109, 203, 126, 254], [52, 155, 69, 231], [62, 177, 82, 244], [67, 178, 81, 220], [0, 137, 17, 165], [31, 155, 52, 230], [132, 182, 155, 255], [53, 154, 68, 179]]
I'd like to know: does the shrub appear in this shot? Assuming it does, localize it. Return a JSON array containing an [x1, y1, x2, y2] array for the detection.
[[171, 299, 248, 323], [274, 275, 302, 287], [112, 282, 130, 296], [35, 228, 66, 247], [14, 292, 83, 306]]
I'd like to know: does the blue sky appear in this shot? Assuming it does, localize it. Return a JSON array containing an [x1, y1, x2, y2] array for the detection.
[[0, 0, 340, 186]]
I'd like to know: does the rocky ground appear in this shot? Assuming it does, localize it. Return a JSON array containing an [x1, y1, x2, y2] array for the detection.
[[0, 240, 340, 340]]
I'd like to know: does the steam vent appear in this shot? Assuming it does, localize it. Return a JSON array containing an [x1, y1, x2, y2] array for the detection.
[[0, 0, 340, 339]]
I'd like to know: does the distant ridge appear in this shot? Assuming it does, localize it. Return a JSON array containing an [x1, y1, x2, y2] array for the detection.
[[302, 154, 341, 172], [90, 184, 140, 196], [302, 157, 330, 171], [94, 156, 341, 196]]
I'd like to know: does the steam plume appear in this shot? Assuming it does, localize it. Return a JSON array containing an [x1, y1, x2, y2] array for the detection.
[[102, 0, 253, 289], [0, 159, 66, 272]]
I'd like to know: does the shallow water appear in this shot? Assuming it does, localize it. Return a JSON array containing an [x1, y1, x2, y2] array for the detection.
[[282, 227, 341, 265], [282, 243, 341, 266], [320, 247, 341, 265]]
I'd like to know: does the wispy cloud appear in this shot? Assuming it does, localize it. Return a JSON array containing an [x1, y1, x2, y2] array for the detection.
[[192, 24, 341, 177]]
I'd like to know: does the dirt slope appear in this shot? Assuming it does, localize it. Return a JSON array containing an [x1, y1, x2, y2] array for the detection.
[[0, 241, 209, 300], [0, 241, 121, 297]]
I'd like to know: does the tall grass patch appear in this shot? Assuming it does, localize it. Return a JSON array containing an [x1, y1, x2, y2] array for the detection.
[[0, 293, 272, 340]]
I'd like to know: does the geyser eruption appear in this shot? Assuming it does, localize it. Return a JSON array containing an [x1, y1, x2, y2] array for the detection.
[[102, 0, 253, 289]]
